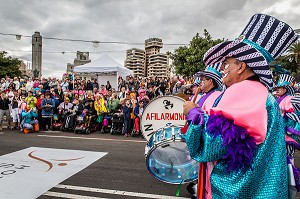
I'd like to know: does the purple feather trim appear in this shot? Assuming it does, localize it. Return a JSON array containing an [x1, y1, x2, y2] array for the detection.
[[207, 114, 257, 172], [287, 156, 300, 191], [287, 127, 300, 137], [286, 141, 300, 151]]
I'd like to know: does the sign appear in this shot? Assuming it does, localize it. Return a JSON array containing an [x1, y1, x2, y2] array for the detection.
[[141, 96, 186, 141], [0, 147, 107, 199]]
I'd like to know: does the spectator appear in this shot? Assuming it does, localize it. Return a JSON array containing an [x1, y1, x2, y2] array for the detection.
[[172, 81, 183, 94], [106, 81, 112, 91], [0, 92, 11, 130], [26, 78, 34, 92], [60, 79, 69, 92], [107, 93, 119, 113], [25, 91, 37, 109], [86, 80, 93, 91], [41, 92, 55, 130], [92, 79, 99, 89], [123, 99, 132, 137], [133, 100, 145, 135], [20, 106, 38, 133]]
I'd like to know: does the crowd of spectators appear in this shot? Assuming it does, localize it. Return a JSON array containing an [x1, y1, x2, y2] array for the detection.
[[0, 75, 195, 136]]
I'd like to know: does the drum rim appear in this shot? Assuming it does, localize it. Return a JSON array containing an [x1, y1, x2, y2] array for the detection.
[[146, 124, 185, 145], [140, 95, 186, 141], [145, 144, 198, 184]]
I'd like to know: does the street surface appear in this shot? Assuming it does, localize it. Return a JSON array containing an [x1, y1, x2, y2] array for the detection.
[[0, 129, 299, 199], [0, 129, 190, 199]]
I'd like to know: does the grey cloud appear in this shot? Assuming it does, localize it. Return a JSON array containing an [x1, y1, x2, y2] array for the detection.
[[0, 0, 299, 78]]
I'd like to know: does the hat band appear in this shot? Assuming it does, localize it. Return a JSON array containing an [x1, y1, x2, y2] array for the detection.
[[243, 39, 274, 63], [277, 81, 290, 87], [206, 67, 222, 78]]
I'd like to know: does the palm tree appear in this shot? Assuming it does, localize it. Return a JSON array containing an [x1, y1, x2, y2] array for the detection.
[[287, 40, 300, 66]]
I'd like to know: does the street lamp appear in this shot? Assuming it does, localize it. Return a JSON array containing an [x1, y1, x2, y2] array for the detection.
[[92, 40, 100, 48], [16, 35, 22, 40]]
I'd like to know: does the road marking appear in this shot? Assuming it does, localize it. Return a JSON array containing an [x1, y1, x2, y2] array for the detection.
[[55, 184, 189, 199], [0, 132, 4, 134], [38, 135, 147, 143], [0, 147, 106, 199], [44, 191, 109, 199]]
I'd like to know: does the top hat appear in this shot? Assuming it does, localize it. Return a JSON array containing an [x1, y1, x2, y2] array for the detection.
[[273, 74, 295, 95], [203, 14, 298, 89], [194, 62, 223, 89]]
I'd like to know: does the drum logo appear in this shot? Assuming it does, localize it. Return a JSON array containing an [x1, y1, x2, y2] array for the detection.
[[163, 100, 173, 110]]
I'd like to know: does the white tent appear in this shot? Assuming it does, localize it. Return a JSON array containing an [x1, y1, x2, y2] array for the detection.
[[73, 54, 133, 90]]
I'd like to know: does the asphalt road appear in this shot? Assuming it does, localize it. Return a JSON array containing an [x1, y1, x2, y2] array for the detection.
[[0, 129, 191, 199], [0, 129, 299, 199]]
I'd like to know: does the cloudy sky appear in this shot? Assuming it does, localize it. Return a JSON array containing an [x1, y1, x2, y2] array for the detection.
[[0, 0, 299, 78]]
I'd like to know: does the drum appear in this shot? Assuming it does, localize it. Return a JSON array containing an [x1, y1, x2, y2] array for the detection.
[[145, 125, 198, 184], [141, 96, 186, 141]]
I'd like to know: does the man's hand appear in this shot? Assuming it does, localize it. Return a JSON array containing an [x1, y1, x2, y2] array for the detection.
[[183, 101, 198, 116]]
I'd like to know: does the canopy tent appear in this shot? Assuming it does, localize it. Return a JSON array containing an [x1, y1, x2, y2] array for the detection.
[[73, 54, 133, 90]]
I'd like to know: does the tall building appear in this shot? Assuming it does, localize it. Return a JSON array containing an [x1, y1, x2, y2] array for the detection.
[[124, 38, 170, 78], [19, 61, 32, 78], [148, 53, 169, 78], [74, 51, 91, 66], [32, 31, 42, 78], [66, 51, 92, 80], [124, 48, 145, 77]]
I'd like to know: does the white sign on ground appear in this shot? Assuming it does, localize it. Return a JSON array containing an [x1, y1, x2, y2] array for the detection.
[[0, 147, 107, 199]]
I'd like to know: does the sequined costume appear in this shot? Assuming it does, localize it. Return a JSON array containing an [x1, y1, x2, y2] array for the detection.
[[276, 93, 300, 195], [184, 80, 288, 198]]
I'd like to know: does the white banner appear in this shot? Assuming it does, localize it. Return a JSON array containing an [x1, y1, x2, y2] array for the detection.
[[0, 147, 107, 199]]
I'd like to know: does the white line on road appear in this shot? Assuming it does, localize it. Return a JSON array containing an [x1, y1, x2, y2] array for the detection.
[[55, 184, 189, 199], [44, 191, 109, 199], [37, 135, 147, 143]]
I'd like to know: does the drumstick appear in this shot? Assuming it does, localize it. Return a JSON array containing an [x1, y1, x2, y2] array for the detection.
[[192, 87, 205, 199], [192, 87, 201, 103], [181, 87, 201, 134]]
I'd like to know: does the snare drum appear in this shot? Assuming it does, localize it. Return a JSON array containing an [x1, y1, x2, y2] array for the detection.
[[141, 96, 186, 141], [145, 125, 198, 184]]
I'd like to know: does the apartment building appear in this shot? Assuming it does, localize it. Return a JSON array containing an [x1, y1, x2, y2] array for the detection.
[[124, 38, 170, 78]]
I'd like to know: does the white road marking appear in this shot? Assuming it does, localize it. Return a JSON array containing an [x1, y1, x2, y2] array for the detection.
[[54, 184, 189, 199], [44, 191, 109, 199], [38, 135, 147, 143], [0, 132, 4, 134]]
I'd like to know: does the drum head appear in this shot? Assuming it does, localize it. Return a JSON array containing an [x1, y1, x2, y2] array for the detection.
[[141, 96, 186, 141], [146, 140, 198, 184]]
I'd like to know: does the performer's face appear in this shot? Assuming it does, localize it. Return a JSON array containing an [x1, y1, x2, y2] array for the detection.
[[200, 76, 213, 93], [273, 87, 287, 97], [221, 57, 241, 87]]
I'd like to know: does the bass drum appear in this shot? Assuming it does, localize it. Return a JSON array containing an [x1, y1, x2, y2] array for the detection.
[[145, 125, 198, 184], [141, 96, 186, 141]]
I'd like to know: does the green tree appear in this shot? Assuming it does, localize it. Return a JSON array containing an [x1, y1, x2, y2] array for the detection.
[[170, 30, 224, 77], [287, 40, 300, 66], [0, 51, 22, 78]]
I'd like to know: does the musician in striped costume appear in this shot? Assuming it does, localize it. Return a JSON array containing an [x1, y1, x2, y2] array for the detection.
[[183, 14, 298, 198], [273, 73, 300, 198]]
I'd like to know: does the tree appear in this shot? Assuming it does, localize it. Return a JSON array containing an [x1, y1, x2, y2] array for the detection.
[[170, 30, 224, 77], [287, 40, 300, 66], [0, 51, 22, 78]]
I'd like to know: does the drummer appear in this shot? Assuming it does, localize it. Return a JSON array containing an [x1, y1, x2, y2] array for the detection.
[[186, 62, 223, 199]]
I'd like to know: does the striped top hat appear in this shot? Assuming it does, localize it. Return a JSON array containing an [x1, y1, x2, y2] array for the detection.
[[192, 77, 201, 87], [274, 74, 295, 95], [203, 14, 299, 89], [194, 62, 223, 89]]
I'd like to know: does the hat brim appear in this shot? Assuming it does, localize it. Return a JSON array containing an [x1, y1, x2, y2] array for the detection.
[[194, 71, 223, 89], [203, 40, 274, 89], [273, 85, 295, 95]]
